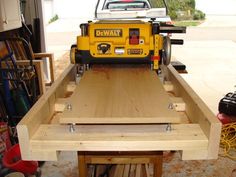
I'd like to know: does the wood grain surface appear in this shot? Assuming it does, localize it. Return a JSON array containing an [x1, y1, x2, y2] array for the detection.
[[60, 65, 180, 124]]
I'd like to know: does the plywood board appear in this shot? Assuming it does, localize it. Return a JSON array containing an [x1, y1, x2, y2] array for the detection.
[[60, 65, 180, 124]]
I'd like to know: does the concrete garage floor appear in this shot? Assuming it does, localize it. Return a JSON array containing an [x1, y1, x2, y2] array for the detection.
[[173, 40, 236, 115], [40, 151, 236, 177], [41, 15, 236, 177], [172, 16, 236, 115]]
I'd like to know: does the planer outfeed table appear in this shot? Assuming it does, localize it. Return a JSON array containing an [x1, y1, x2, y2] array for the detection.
[[60, 65, 180, 124], [17, 64, 221, 165]]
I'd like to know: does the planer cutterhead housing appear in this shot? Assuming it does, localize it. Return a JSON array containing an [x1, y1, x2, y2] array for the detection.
[[71, 20, 186, 70]]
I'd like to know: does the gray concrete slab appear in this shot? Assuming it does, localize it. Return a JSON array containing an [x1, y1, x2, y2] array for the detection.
[[173, 27, 236, 42], [199, 15, 236, 27], [41, 152, 78, 177], [171, 15, 236, 114], [173, 40, 236, 114]]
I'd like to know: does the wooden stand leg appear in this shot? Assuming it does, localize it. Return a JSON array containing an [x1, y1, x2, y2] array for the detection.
[[153, 152, 163, 177], [77, 151, 163, 177], [78, 152, 87, 177]]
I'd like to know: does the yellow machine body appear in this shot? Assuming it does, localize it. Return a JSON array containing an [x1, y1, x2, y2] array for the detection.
[[73, 20, 163, 70]]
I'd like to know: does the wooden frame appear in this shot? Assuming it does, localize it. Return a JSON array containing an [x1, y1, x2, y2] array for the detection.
[[17, 64, 221, 161], [34, 53, 55, 84], [2, 60, 46, 96], [15, 60, 46, 96]]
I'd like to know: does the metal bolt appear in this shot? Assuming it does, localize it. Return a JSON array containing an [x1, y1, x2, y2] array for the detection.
[[76, 74, 81, 84], [78, 66, 84, 75], [69, 123, 76, 133], [3, 19, 8, 24], [168, 103, 174, 110], [166, 123, 172, 132], [86, 64, 90, 70], [150, 64, 153, 70], [82, 64, 86, 72], [67, 103, 72, 111], [83, 64, 90, 71]]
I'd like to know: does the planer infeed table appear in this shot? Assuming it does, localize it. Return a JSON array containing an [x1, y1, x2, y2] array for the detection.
[[17, 64, 221, 161]]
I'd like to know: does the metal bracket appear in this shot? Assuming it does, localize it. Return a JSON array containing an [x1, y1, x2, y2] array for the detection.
[[66, 103, 72, 111], [83, 64, 90, 71], [69, 123, 76, 133], [66, 103, 76, 133], [166, 123, 172, 132], [76, 65, 84, 84], [168, 103, 174, 110]]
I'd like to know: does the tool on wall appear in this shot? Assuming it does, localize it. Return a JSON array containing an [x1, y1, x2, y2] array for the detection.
[[33, 0, 41, 53], [0, 37, 37, 124]]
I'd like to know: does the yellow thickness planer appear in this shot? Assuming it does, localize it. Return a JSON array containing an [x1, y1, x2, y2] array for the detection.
[[70, 1, 186, 70]]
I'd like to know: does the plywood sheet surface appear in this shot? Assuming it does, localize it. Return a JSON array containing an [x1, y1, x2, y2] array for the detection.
[[60, 65, 180, 124]]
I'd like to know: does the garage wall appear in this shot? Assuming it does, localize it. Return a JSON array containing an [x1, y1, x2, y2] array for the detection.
[[44, 0, 54, 23], [53, 0, 97, 19]]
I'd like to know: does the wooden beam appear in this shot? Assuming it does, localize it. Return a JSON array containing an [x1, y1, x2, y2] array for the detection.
[[181, 149, 208, 160], [135, 164, 141, 177], [130, 164, 136, 177], [114, 165, 124, 177], [34, 53, 55, 84], [78, 152, 87, 177], [30, 124, 207, 154], [123, 164, 130, 177], [17, 64, 75, 160], [178, 112, 190, 124], [163, 81, 174, 92], [145, 164, 151, 177], [153, 152, 162, 177], [66, 81, 77, 92], [166, 65, 222, 159], [29, 150, 58, 161], [55, 98, 67, 112], [85, 157, 154, 164], [170, 97, 186, 112]]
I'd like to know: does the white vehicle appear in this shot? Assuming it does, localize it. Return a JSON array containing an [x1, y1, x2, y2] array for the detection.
[[104, 0, 152, 9], [95, 0, 170, 21]]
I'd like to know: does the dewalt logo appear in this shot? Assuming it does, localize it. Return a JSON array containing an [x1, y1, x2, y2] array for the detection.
[[95, 29, 122, 37]]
